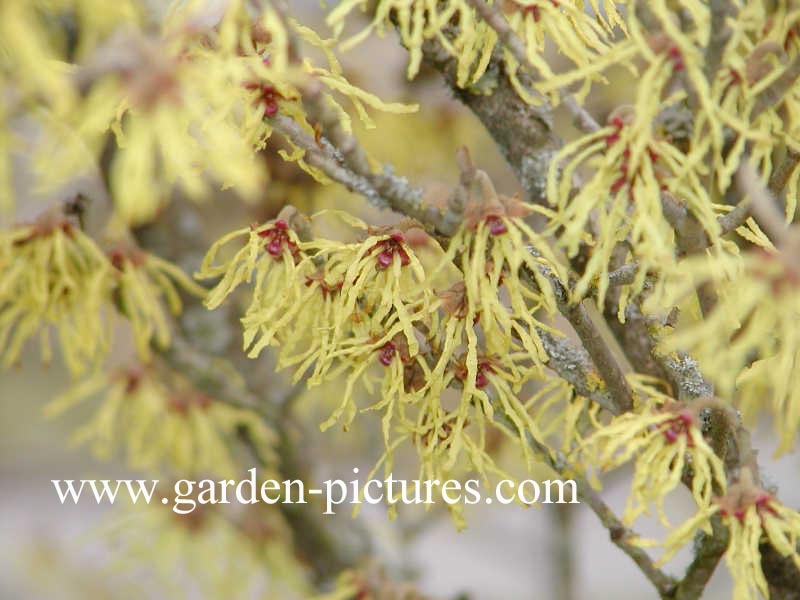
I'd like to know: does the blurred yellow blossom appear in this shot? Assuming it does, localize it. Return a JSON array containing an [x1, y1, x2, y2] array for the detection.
[[108, 243, 207, 359], [44, 365, 276, 478], [0, 213, 112, 374]]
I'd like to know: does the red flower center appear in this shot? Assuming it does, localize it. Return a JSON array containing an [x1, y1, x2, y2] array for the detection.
[[372, 233, 410, 270], [486, 215, 508, 236], [454, 357, 496, 389], [662, 411, 694, 444], [258, 220, 299, 259]]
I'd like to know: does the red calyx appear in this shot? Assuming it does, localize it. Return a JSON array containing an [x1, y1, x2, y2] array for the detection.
[[454, 357, 495, 389], [475, 371, 489, 389], [525, 5, 541, 21], [605, 116, 626, 146], [667, 46, 684, 71], [486, 215, 507, 236], [258, 219, 299, 259], [123, 370, 142, 395], [663, 428, 679, 443], [755, 493, 777, 516], [372, 233, 410, 270], [377, 342, 396, 366], [662, 411, 694, 445], [245, 81, 283, 116], [109, 249, 127, 271], [108, 248, 145, 271], [520, 0, 558, 21], [305, 275, 343, 299]]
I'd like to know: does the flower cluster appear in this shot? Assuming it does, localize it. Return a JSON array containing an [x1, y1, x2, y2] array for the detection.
[[0, 212, 205, 375], [544, 100, 717, 312], [326, 0, 625, 104], [0, 214, 112, 373], [200, 198, 565, 491], [662, 469, 800, 600], [536, 0, 800, 324], [199, 212, 432, 440], [500, 0, 625, 103], [1, 0, 415, 223], [576, 397, 727, 526], [45, 365, 275, 478]]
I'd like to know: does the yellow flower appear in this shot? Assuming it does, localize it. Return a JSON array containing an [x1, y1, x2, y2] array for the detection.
[[105, 34, 267, 224], [309, 222, 431, 368], [3, 0, 416, 215], [428, 188, 561, 400], [0, 214, 112, 374], [576, 398, 727, 526], [700, 5, 800, 207], [197, 215, 306, 311], [294, 219, 432, 435], [545, 101, 717, 310], [108, 243, 207, 359], [326, 0, 625, 104], [201, 212, 432, 444], [327, 1, 474, 80], [501, 0, 622, 102], [44, 365, 276, 478], [662, 470, 800, 600]]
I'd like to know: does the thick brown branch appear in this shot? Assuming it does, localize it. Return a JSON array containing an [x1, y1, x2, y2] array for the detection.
[[421, 37, 560, 206]]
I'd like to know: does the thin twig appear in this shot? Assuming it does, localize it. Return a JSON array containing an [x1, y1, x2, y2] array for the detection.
[[574, 478, 678, 597], [270, 114, 454, 233], [735, 158, 791, 245], [491, 410, 677, 598]]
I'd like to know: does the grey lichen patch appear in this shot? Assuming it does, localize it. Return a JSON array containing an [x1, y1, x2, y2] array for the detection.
[[540, 330, 618, 415], [663, 352, 713, 400], [521, 146, 556, 205]]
